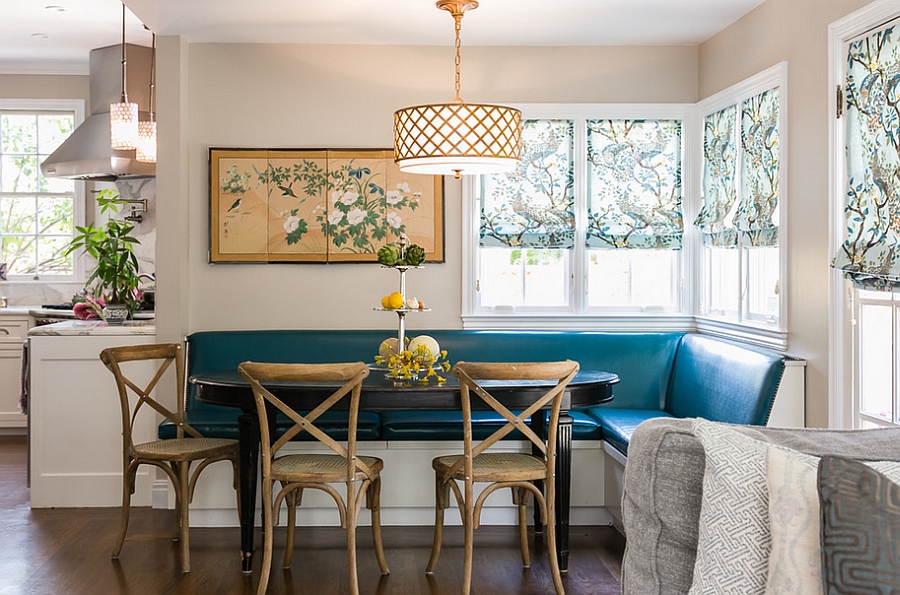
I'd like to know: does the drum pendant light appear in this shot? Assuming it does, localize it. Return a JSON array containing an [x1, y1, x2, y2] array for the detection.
[[393, 0, 522, 179], [136, 33, 156, 164], [110, 3, 139, 151]]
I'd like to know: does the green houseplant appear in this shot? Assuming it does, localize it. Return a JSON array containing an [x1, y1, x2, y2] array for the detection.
[[65, 190, 142, 321]]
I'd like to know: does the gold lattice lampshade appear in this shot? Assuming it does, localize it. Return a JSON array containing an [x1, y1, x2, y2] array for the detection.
[[136, 120, 156, 163], [392, 0, 522, 178], [393, 102, 521, 177], [110, 100, 139, 150]]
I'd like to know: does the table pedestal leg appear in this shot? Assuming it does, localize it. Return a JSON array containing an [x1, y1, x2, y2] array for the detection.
[[531, 413, 546, 534], [555, 412, 573, 573], [237, 412, 259, 573]]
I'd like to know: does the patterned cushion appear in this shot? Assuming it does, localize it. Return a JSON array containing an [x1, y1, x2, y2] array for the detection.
[[765, 447, 900, 595], [689, 419, 771, 595], [818, 456, 900, 594]]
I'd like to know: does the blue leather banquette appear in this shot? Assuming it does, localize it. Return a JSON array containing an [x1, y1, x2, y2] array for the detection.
[[161, 330, 789, 455]]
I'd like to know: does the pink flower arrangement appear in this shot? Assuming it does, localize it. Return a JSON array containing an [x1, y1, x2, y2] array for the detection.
[[73, 295, 105, 320]]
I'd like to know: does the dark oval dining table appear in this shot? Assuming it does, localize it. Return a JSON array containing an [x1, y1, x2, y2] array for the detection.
[[192, 368, 618, 573]]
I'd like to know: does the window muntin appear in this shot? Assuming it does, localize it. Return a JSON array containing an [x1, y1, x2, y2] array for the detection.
[[0, 109, 77, 278]]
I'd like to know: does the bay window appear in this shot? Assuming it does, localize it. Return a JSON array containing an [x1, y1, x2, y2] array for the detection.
[[464, 75, 786, 348]]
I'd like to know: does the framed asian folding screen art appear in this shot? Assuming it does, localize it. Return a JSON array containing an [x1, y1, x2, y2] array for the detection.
[[209, 148, 445, 263]]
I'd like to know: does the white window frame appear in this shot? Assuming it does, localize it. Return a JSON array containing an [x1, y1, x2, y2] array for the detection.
[[463, 104, 696, 332], [462, 100, 789, 351], [694, 62, 789, 340], [0, 98, 85, 282], [828, 0, 900, 430]]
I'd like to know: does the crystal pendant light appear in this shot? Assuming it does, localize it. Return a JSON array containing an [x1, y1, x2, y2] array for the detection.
[[393, 1, 522, 179], [136, 33, 156, 164], [110, 3, 138, 150]]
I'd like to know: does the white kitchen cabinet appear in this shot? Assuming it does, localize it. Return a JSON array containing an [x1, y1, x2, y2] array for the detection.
[[0, 314, 31, 430], [29, 321, 156, 508]]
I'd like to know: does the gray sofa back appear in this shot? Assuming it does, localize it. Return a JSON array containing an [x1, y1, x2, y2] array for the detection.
[[621, 417, 900, 595]]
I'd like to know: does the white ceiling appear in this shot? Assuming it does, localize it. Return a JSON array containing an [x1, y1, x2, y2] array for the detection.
[[0, 0, 767, 75]]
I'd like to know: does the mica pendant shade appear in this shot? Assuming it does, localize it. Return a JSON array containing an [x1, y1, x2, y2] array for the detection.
[[136, 119, 156, 163], [136, 33, 156, 164], [110, 100, 139, 150], [393, 0, 521, 178]]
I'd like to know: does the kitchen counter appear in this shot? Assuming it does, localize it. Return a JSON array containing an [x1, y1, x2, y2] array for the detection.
[[28, 320, 155, 336], [0, 306, 40, 316]]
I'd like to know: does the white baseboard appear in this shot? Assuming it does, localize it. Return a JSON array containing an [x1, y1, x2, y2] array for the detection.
[[183, 505, 616, 528]]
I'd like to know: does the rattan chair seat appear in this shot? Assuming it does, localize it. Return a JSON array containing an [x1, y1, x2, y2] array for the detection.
[[134, 437, 240, 460], [433, 452, 546, 481], [271, 453, 384, 482]]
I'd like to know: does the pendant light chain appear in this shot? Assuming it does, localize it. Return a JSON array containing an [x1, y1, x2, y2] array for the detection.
[[453, 11, 463, 103], [148, 33, 155, 120], [120, 4, 128, 104]]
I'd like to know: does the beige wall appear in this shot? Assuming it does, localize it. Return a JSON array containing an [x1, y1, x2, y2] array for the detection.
[[698, 0, 875, 427], [0, 73, 88, 100], [155, 42, 698, 343]]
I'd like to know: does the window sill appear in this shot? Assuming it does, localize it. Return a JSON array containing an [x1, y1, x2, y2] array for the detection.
[[461, 313, 788, 351]]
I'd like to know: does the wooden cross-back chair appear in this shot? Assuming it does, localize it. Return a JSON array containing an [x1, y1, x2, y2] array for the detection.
[[99, 343, 240, 573], [237, 361, 390, 595], [426, 360, 580, 595]]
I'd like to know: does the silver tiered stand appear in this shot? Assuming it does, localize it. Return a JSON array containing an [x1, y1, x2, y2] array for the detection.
[[373, 264, 431, 351], [373, 234, 431, 359]]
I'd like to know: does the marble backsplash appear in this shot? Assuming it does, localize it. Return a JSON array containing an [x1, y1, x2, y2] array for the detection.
[[0, 178, 156, 308]]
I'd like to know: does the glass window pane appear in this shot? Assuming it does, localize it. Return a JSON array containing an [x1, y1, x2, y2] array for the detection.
[[588, 249, 630, 306], [36, 236, 73, 275], [588, 249, 678, 309], [858, 303, 894, 422], [3, 236, 35, 275], [37, 196, 73, 235], [0, 196, 36, 235], [707, 247, 740, 316], [38, 114, 73, 154], [479, 248, 568, 308], [522, 249, 568, 307], [2, 155, 39, 192], [746, 246, 779, 321], [1, 114, 37, 153]]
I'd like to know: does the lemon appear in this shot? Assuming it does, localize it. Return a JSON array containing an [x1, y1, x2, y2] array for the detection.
[[381, 295, 392, 308], [387, 291, 404, 309]]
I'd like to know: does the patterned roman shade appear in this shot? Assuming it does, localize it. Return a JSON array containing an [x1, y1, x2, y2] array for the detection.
[[585, 119, 683, 249], [694, 89, 780, 249], [832, 24, 900, 289], [695, 106, 738, 247], [479, 119, 575, 249]]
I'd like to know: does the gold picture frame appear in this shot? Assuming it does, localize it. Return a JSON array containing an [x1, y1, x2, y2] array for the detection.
[[209, 148, 444, 263]]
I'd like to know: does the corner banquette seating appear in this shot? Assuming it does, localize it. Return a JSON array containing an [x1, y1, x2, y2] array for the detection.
[[161, 330, 791, 457]]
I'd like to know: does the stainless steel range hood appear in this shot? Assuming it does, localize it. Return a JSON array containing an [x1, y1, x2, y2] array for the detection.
[[41, 43, 155, 181]]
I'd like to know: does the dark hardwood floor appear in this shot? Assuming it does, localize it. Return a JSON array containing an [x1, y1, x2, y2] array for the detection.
[[0, 436, 625, 594]]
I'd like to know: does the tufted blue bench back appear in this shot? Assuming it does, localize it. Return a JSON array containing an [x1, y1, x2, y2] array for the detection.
[[183, 329, 684, 412], [666, 333, 785, 425]]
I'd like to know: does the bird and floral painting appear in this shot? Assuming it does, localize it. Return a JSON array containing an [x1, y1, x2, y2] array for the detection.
[[210, 149, 443, 263]]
